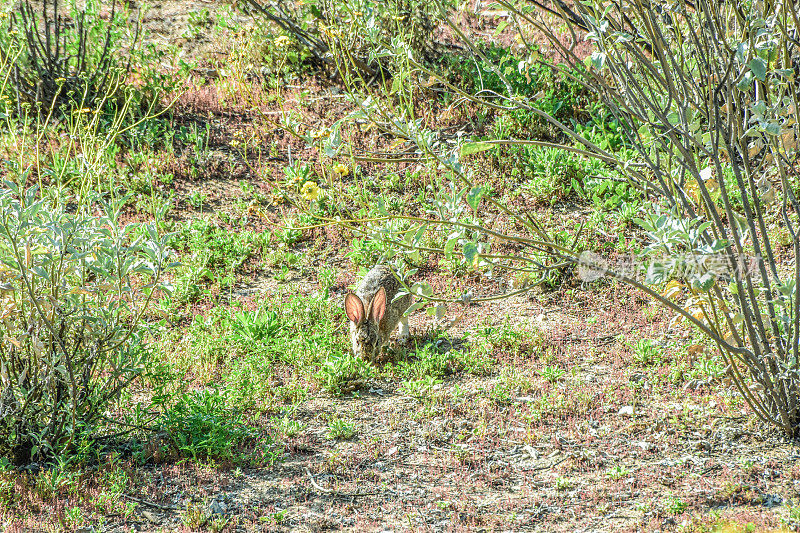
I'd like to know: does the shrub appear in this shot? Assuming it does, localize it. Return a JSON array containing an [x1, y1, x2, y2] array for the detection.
[[2, 0, 135, 115], [0, 185, 174, 464], [276, 0, 800, 436], [244, 0, 445, 78]]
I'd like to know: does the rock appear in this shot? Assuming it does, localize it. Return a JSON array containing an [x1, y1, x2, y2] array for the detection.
[[618, 406, 635, 416], [636, 441, 655, 452], [695, 440, 712, 451], [207, 495, 230, 517], [523, 445, 538, 460], [141, 510, 161, 524]]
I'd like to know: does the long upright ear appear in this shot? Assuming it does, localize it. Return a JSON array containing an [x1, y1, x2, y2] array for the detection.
[[368, 287, 387, 324], [344, 294, 365, 324]]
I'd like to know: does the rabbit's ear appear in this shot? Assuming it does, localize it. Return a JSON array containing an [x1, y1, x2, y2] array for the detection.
[[345, 293, 365, 324], [369, 287, 387, 324]]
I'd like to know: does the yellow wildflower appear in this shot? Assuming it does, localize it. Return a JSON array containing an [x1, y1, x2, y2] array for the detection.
[[310, 128, 329, 140], [55, 77, 66, 84], [332, 163, 350, 177], [271, 193, 285, 205], [230, 139, 241, 148], [301, 181, 320, 201], [274, 35, 292, 48], [0, 12, 8, 19], [247, 200, 263, 217]]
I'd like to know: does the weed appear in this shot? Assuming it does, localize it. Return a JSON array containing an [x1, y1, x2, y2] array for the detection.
[[316, 354, 375, 395], [586, 177, 640, 212], [159, 389, 270, 463], [278, 223, 305, 246], [616, 200, 641, 226], [693, 355, 727, 381], [209, 516, 229, 532], [510, 147, 584, 205], [224, 354, 275, 412], [273, 416, 305, 438], [632, 339, 663, 367], [347, 237, 385, 268], [183, 8, 212, 39], [541, 365, 566, 384], [326, 417, 356, 440], [606, 465, 630, 480], [451, 42, 588, 118], [262, 508, 289, 524], [555, 477, 572, 491], [399, 375, 442, 401], [489, 368, 534, 404], [188, 190, 208, 209], [169, 218, 268, 300], [319, 266, 337, 290], [231, 308, 284, 348], [393, 342, 493, 380], [182, 500, 208, 529], [64, 506, 85, 528], [663, 495, 688, 515]]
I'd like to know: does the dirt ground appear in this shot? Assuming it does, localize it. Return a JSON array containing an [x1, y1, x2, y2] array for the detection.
[[3, 0, 800, 531], [113, 2, 800, 532]]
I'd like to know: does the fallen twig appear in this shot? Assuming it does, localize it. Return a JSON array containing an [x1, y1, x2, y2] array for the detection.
[[305, 468, 334, 493], [122, 494, 179, 511]]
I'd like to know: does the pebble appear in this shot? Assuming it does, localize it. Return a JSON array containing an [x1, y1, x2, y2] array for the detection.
[[207, 496, 230, 517], [141, 510, 161, 524], [695, 440, 712, 451]]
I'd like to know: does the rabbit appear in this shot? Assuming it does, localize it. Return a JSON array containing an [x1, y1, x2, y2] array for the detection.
[[344, 265, 412, 362]]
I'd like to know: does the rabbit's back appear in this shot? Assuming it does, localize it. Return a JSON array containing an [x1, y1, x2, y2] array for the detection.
[[356, 265, 411, 337], [356, 265, 402, 303]]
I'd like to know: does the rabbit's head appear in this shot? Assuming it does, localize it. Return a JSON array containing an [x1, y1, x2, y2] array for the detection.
[[344, 287, 388, 361]]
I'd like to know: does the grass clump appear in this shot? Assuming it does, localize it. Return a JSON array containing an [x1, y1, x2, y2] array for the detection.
[[158, 388, 273, 464]]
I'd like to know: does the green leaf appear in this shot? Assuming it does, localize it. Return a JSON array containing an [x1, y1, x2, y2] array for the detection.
[[463, 242, 479, 264], [444, 233, 458, 258], [692, 272, 716, 292], [737, 71, 754, 90], [31, 266, 50, 280], [460, 142, 495, 157], [590, 51, 606, 70], [407, 301, 426, 313], [749, 57, 767, 81], [634, 217, 654, 232], [466, 186, 485, 210]]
